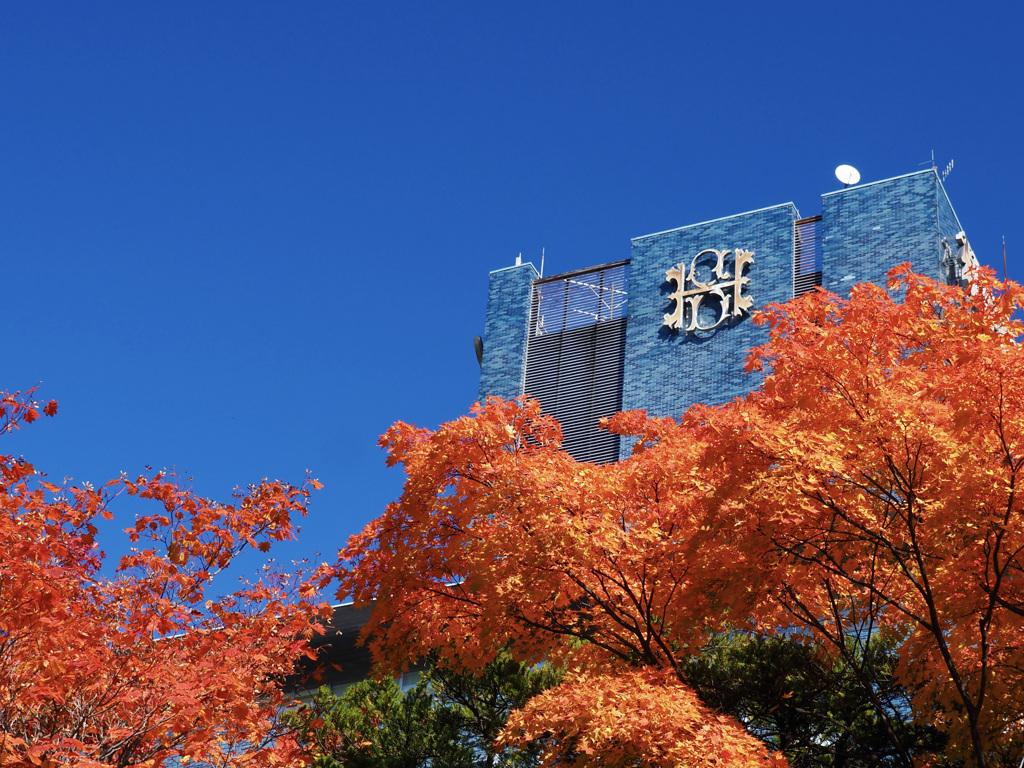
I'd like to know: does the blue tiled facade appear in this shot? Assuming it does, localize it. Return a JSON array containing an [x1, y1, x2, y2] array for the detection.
[[478, 262, 538, 401], [821, 170, 963, 293], [478, 169, 966, 458], [622, 203, 798, 418]]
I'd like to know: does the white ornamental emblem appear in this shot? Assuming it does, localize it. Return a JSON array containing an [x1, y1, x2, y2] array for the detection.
[[663, 248, 754, 333]]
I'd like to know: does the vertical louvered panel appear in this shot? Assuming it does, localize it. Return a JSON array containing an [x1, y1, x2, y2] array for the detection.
[[794, 216, 823, 297], [524, 262, 629, 464]]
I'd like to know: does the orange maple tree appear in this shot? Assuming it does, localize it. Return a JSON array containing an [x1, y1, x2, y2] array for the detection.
[[338, 267, 1024, 767], [0, 388, 332, 768], [338, 396, 786, 767], [722, 266, 1024, 766]]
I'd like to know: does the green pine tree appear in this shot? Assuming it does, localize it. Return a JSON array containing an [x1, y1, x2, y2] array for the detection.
[[289, 653, 562, 768]]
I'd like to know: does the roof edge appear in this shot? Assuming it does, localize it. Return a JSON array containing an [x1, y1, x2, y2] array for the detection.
[[632, 202, 799, 242]]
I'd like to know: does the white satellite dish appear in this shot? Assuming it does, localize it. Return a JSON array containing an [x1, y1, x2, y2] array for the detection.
[[835, 164, 861, 187]]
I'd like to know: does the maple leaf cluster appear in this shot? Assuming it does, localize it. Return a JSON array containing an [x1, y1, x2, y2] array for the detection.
[[338, 267, 1024, 768], [0, 389, 332, 768]]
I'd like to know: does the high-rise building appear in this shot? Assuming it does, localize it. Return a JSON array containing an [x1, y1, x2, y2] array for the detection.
[[303, 168, 977, 698], [478, 168, 974, 463]]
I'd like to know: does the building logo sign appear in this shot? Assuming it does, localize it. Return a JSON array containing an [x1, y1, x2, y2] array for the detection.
[[663, 248, 754, 333]]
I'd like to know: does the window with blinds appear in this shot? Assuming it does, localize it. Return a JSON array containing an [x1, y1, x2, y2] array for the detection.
[[524, 261, 629, 464], [794, 216, 823, 297]]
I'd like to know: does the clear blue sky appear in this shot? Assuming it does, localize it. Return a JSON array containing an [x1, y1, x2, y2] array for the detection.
[[3, 2, 1022, 587]]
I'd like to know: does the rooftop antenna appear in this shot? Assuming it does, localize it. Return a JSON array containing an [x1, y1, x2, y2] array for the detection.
[[835, 164, 861, 188], [540, 247, 545, 278], [920, 149, 937, 170], [942, 158, 954, 182], [1004, 237, 1008, 281]]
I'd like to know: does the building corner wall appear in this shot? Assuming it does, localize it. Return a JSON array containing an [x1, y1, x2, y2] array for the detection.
[[821, 169, 961, 293], [935, 176, 967, 286], [478, 262, 539, 402]]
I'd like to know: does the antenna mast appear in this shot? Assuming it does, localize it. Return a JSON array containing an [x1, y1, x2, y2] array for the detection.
[[919, 150, 939, 171]]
